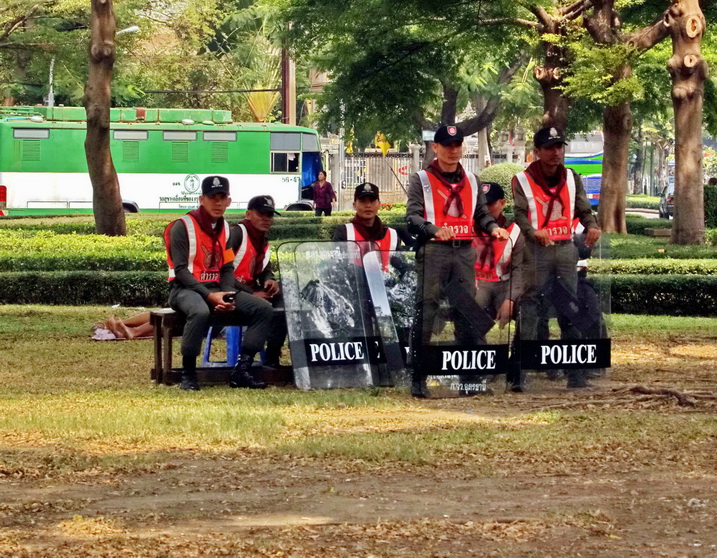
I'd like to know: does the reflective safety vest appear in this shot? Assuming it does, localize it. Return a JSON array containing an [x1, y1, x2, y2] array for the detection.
[[232, 224, 271, 284], [418, 169, 478, 240], [572, 217, 585, 235], [473, 222, 521, 282], [165, 215, 233, 283], [345, 224, 399, 270], [515, 170, 575, 241]]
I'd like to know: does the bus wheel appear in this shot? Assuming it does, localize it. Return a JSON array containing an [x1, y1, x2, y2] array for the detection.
[[284, 202, 313, 211], [122, 202, 139, 213]]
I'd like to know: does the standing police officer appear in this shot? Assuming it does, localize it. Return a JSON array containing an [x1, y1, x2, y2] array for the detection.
[[406, 125, 509, 398], [512, 127, 601, 388]]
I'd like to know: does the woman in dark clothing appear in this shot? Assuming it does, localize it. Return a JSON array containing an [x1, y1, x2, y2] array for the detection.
[[312, 170, 337, 216]]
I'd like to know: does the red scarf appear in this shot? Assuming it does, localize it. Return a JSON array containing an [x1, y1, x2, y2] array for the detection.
[[525, 161, 568, 228], [350, 215, 385, 242], [427, 160, 466, 217], [240, 218, 269, 277]]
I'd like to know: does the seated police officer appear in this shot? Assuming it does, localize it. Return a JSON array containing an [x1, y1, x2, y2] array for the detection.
[[164, 176, 272, 391], [228, 195, 288, 370]]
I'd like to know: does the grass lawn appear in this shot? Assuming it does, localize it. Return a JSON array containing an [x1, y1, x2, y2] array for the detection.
[[0, 305, 716, 556]]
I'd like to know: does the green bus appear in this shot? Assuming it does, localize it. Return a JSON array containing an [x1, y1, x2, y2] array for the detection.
[[564, 132, 603, 208], [0, 106, 322, 215]]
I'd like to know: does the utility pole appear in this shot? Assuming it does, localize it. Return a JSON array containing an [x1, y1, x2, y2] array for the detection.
[[281, 47, 296, 125]]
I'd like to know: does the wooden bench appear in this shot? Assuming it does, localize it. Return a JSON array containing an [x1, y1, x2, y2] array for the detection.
[[150, 308, 293, 387]]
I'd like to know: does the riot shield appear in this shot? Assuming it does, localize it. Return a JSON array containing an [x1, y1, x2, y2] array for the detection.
[[517, 232, 611, 389], [412, 238, 515, 398], [362, 250, 416, 388], [277, 241, 378, 390]]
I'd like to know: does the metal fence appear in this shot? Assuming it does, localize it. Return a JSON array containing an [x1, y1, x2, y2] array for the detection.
[[338, 153, 485, 207]]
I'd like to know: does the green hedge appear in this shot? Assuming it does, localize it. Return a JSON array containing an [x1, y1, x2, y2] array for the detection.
[[602, 274, 717, 316], [624, 215, 672, 235], [626, 195, 660, 210], [1, 271, 715, 315], [478, 162, 525, 206], [0, 271, 168, 306], [590, 258, 717, 275]]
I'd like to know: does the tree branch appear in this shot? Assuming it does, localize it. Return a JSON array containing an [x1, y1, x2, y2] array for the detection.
[[458, 53, 528, 136], [624, 11, 670, 52], [0, 3, 43, 44], [477, 17, 539, 28]]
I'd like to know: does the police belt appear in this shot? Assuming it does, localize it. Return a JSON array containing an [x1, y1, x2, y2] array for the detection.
[[431, 239, 473, 247]]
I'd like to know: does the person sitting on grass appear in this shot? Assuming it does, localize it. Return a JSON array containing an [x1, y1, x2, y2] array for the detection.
[[96, 312, 153, 340]]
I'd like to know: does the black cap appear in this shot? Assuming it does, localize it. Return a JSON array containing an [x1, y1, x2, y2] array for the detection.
[[201, 175, 230, 196], [433, 125, 464, 146], [534, 126, 567, 148], [354, 182, 380, 201], [481, 182, 505, 205], [247, 195, 280, 215]]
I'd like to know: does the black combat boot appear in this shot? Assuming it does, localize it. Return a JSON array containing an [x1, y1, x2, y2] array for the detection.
[[566, 370, 591, 389], [179, 356, 200, 391], [230, 355, 267, 389], [411, 373, 430, 398], [179, 371, 200, 391]]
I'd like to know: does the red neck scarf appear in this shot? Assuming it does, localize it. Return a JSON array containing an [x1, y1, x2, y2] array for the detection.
[[350, 215, 385, 242], [427, 160, 466, 217], [525, 161, 568, 228]]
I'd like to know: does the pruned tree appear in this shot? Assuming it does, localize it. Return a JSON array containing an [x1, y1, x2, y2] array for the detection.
[[574, 1, 672, 233], [666, 0, 707, 245], [84, 0, 125, 236]]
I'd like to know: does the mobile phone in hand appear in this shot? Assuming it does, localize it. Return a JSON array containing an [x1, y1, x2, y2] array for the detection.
[[222, 292, 236, 303]]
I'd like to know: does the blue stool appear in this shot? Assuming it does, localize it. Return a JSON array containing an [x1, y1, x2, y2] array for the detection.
[[201, 326, 266, 368], [202, 326, 242, 368]]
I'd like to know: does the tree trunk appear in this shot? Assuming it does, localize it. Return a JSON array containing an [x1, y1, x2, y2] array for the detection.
[[83, 0, 126, 236], [598, 102, 631, 233], [666, 0, 707, 244]]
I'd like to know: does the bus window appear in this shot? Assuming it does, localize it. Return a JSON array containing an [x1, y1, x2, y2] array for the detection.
[[13, 128, 50, 139], [270, 132, 301, 151], [114, 130, 148, 141], [272, 152, 300, 173], [302, 133, 320, 152], [204, 131, 236, 142], [163, 131, 197, 141]]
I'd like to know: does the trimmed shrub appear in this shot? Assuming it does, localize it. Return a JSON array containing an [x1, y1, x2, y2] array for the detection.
[[625, 195, 660, 210], [625, 215, 672, 235], [602, 274, 717, 316], [0, 271, 168, 306], [477, 162, 525, 205]]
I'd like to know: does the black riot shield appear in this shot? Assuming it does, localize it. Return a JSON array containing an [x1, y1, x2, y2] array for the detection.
[[412, 237, 514, 398], [517, 231, 611, 389], [362, 250, 416, 388], [277, 241, 379, 390]]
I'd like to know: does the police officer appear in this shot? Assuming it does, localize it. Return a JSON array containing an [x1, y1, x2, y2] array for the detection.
[[512, 127, 601, 388], [406, 125, 509, 398], [164, 176, 272, 391], [333, 182, 401, 270], [228, 195, 288, 371]]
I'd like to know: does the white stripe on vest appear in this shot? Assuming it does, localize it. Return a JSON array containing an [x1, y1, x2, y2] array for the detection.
[[233, 224, 249, 269], [345, 223, 399, 250], [495, 224, 522, 280]]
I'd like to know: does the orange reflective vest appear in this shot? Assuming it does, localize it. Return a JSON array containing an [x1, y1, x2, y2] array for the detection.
[[345, 224, 399, 270], [473, 222, 521, 282], [514, 170, 575, 241], [418, 169, 478, 240], [165, 215, 233, 283], [232, 224, 271, 285]]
